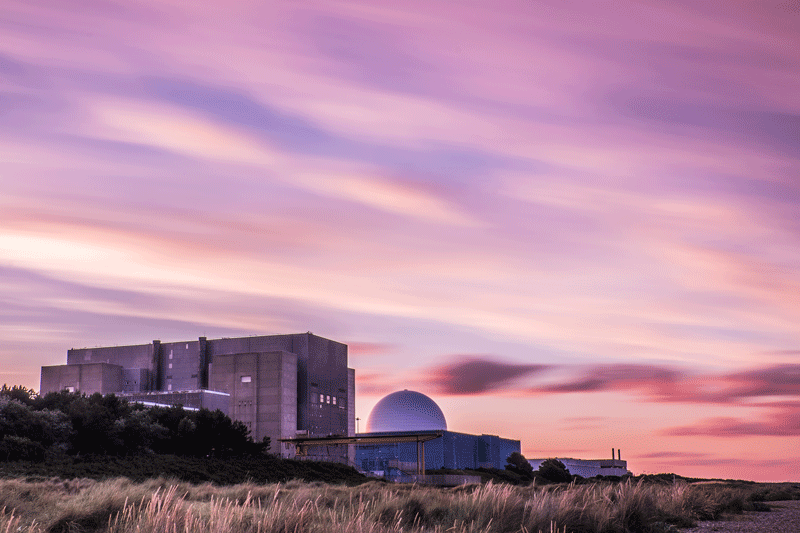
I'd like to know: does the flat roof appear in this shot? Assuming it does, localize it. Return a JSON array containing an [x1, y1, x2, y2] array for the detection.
[[280, 431, 444, 446]]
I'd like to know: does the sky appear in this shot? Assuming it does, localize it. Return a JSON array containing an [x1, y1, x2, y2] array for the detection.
[[1, 0, 799, 482]]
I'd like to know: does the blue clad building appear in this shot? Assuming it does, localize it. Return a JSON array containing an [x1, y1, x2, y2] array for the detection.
[[355, 390, 519, 474]]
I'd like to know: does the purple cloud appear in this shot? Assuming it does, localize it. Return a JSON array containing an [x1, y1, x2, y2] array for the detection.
[[424, 356, 551, 395]]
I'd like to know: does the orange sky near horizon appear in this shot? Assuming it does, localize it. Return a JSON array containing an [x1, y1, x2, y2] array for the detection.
[[1, 0, 799, 481]]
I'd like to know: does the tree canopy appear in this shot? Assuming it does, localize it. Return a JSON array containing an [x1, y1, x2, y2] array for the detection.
[[0, 384, 269, 460]]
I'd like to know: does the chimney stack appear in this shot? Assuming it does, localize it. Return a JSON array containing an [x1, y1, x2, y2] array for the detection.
[[618, 449, 621, 461], [612, 448, 615, 460]]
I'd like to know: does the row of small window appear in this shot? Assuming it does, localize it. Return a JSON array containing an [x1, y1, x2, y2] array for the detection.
[[311, 393, 342, 406]]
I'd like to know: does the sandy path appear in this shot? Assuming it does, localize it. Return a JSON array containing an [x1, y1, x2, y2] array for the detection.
[[680, 500, 800, 533]]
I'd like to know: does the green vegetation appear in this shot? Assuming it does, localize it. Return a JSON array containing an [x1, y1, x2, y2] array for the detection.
[[0, 384, 368, 485], [501, 452, 574, 485], [536, 458, 572, 483], [0, 385, 269, 459]]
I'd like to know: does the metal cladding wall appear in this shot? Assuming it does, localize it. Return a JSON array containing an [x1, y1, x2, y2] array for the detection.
[[307, 335, 349, 437], [478, 434, 521, 468], [121, 368, 149, 392], [159, 340, 203, 392], [347, 368, 355, 437], [356, 431, 521, 472], [528, 458, 629, 477], [121, 390, 230, 414]]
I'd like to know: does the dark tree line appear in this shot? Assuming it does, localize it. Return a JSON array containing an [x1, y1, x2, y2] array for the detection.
[[0, 385, 270, 461], [505, 451, 572, 483]]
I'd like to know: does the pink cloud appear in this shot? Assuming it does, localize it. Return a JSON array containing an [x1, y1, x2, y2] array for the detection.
[[664, 402, 800, 437], [423, 356, 551, 395]]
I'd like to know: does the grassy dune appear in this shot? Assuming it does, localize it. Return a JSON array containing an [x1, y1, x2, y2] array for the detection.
[[1, 477, 798, 533]]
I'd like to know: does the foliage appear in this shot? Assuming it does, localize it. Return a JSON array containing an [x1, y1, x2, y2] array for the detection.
[[0, 384, 269, 459], [536, 458, 572, 483], [504, 451, 534, 481]]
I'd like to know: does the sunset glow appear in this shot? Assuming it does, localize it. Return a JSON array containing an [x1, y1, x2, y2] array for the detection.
[[2, 0, 799, 481]]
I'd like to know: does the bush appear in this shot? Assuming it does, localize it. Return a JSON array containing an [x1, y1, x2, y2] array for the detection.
[[536, 458, 572, 483], [504, 451, 534, 481]]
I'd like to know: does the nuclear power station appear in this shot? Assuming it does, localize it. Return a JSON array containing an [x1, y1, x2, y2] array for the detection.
[[40, 333, 353, 458], [40, 332, 627, 477]]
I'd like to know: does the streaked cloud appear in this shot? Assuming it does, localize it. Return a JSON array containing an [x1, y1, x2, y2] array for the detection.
[[424, 356, 551, 395], [2, 0, 800, 481], [665, 402, 800, 437]]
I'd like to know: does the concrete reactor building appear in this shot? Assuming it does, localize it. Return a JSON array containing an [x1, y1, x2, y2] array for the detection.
[[40, 333, 354, 458]]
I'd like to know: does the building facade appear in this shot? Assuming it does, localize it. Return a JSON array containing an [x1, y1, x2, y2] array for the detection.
[[528, 458, 630, 477], [354, 390, 520, 474], [356, 429, 521, 473], [40, 333, 354, 457]]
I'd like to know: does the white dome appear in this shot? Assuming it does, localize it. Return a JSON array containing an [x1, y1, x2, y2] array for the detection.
[[365, 390, 447, 432]]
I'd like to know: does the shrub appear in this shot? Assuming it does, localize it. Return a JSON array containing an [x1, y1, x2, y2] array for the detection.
[[537, 458, 572, 483]]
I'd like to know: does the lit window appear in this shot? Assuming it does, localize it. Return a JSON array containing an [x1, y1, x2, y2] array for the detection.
[[168, 363, 172, 369], [241, 376, 252, 383], [332, 396, 336, 405], [320, 395, 324, 403], [326, 395, 331, 404], [66, 386, 75, 393]]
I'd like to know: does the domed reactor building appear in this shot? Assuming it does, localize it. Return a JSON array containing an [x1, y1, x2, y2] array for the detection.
[[356, 390, 520, 476]]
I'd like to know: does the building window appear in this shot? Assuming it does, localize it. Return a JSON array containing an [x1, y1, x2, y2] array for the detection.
[[320, 395, 324, 403], [168, 363, 172, 369], [332, 396, 336, 405], [241, 376, 252, 383], [326, 395, 331, 404], [65, 386, 75, 393], [167, 384, 172, 391]]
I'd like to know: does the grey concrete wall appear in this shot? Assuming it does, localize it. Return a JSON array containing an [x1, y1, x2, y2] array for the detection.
[[207, 333, 350, 438], [68, 344, 153, 371], [47, 333, 353, 457], [41, 363, 123, 395], [208, 350, 298, 458], [67, 342, 159, 390]]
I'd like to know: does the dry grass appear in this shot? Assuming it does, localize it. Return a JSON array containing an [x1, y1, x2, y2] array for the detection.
[[0, 476, 794, 533]]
